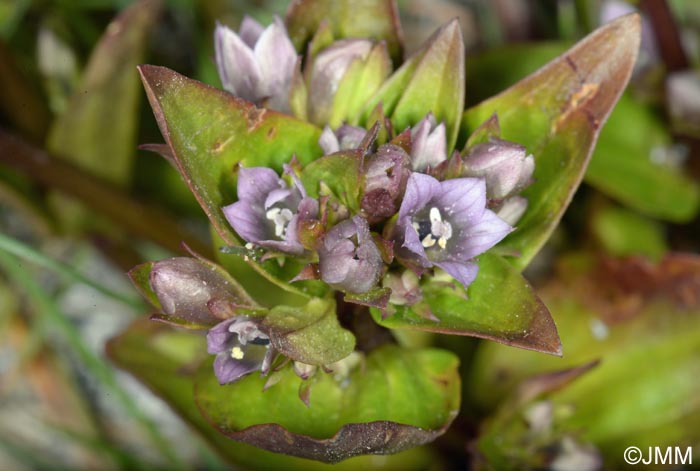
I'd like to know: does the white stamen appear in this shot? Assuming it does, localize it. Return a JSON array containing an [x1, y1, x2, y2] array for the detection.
[[421, 234, 436, 248], [266, 207, 294, 238], [231, 346, 245, 360], [429, 207, 442, 223]]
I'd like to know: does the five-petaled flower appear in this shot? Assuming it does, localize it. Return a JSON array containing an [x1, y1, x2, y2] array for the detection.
[[223, 166, 318, 255], [214, 16, 297, 113], [391, 173, 512, 289], [207, 316, 275, 385]]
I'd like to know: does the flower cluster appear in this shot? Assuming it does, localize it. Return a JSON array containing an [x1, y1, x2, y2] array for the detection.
[[147, 16, 536, 386]]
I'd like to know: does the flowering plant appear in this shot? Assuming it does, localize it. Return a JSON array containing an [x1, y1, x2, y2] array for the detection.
[[111, 0, 640, 465]]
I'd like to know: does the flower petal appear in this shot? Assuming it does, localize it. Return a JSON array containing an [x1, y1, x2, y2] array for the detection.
[[254, 17, 297, 112], [222, 200, 268, 244], [435, 178, 486, 226], [213, 352, 260, 385], [214, 23, 262, 100], [237, 166, 284, 202], [434, 260, 479, 290], [239, 16, 264, 47], [399, 173, 441, 219], [453, 209, 512, 260]]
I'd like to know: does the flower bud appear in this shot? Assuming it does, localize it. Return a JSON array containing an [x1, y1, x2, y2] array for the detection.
[[150, 257, 244, 326], [463, 138, 535, 200], [214, 16, 297, 112], [361, 144, 411, 223], [318, 216, 383, 293], [318, 124, 368, 154], [410, 113, 447, 171], [308, 39, 373, 125]]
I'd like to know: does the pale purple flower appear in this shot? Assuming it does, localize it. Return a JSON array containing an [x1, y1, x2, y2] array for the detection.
[[308, 39, 373, 124], [318, 124, 368, 154], [410, 113, 447, 171], [222, 166, 318, 255], [361, 144, 411, 223], [392, 173, 512, 289], [318, 216, 383, 293], [463, 138, 534, 200], [214, 16, 297, 112], [207, 316, 274, 385]]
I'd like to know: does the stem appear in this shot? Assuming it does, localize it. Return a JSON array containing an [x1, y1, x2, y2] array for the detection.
[[0, 129, 212, 258], [335, 292, 395, 352]]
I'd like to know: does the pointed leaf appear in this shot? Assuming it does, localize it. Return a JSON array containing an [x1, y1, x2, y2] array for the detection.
[[139, 65, 323, 294], [194, 344, 460, 462], [263, 298, 356, 365], [460, 14, 641, 270], [361, 20, 464, 150], [48, 0, 162, 186], [285, 0, 403, 63], [372, 253, 562, 355]]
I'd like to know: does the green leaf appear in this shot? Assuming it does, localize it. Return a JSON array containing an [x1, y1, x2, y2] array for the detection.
[[301, 150, 362, 213], [285, 0, 403, 64], [47, 0, 162, 186], [372, 253, 562, 355], [330, 43, 392, 127], [108, 320, 438, 470], [461, 14, 641, 270], [466, 41, 699, 222], [127, 261, 161, 309], [470, 254, 700, 468], [139, 65, 323, 295], [591, 205, 667, 261], [586, 94, 699, 222], [263, 298, 355, 365], [360, 19, 465, 150], [195, 344, 459, 462]]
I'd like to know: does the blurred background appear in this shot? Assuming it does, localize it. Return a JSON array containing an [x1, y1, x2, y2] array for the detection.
[[0, 0, 699, 469]]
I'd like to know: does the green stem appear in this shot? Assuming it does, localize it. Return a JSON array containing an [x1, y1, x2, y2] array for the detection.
[[0, 233, 142, 309]]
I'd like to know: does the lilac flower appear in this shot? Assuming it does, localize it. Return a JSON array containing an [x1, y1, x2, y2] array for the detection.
[[410, 113, 447, 171], [318, 124, 368, 154], [392, 173, 512, 289], [223, 166, 318, 255], [308, 39, 373, 124], [361, 144, 411, 223], [318, 216, 383, 293], [207, 316, 275, 385], [214, 16, 297, 113], [463, 138, 534, 200]]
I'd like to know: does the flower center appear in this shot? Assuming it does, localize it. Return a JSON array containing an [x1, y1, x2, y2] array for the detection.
[[265, 206, 294, 238], [412, 207, 452, 250]]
